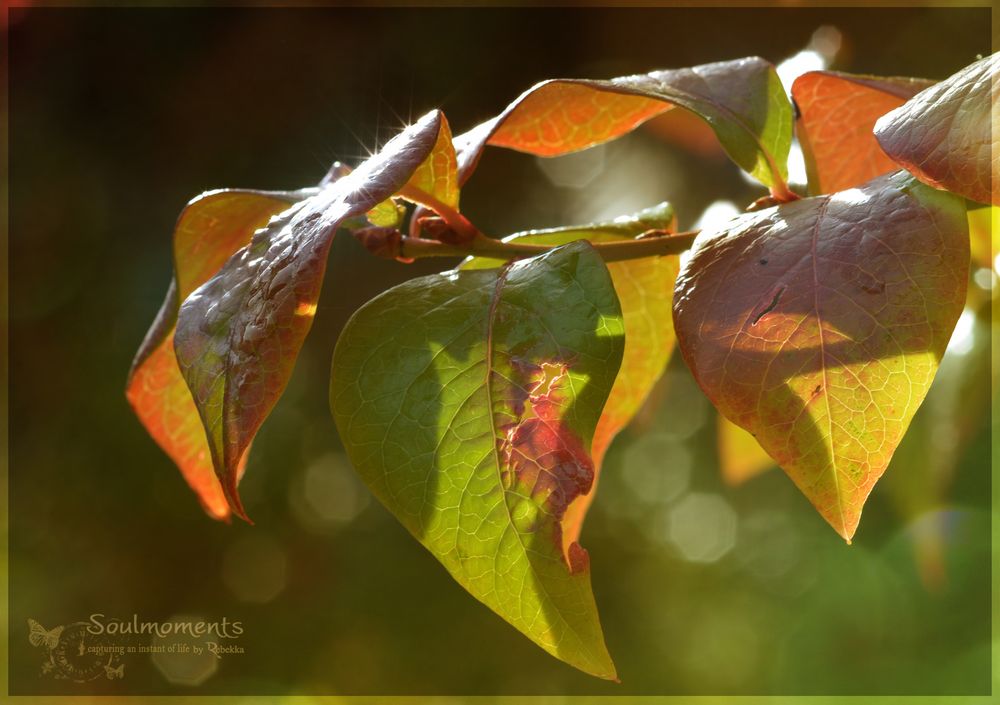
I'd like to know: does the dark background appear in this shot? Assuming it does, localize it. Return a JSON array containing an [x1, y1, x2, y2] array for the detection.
[[8, 6, 993, 696]]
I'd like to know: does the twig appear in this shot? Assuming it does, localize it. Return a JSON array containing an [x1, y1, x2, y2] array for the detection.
[[396, 229, 699, 263]]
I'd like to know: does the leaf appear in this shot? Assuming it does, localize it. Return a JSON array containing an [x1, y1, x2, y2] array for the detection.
[[330, 241, 624, 679], [371, 115, 459, 226], [404, 113, 460, 208], [717, 414, 774, 486], [673, 171, 969, 541], [792, 71, 935, 195], [461, 202, 678, 547], [173, 109, 454, 519], [455, 57, 794, 194], [874, 53, 999, 206], [126, 189, 304, 519], [365, 198, 404, 228]]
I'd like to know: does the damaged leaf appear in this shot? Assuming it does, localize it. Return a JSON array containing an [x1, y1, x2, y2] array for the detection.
[[875, 53, 998, 205], [792, 71, 935, 194], [461, 202, 678, 548], [172, 110, 454, 519], [673, 171, 969, 541], [330, 241, 624, 679]]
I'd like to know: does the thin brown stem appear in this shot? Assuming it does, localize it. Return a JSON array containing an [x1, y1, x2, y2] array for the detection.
[[398, 230, 699, 263], [768, 180, 801, 204], [390, 182, 699, 263]]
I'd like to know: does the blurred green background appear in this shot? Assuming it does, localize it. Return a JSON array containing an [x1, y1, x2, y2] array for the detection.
[[7, 5, 993, 697]]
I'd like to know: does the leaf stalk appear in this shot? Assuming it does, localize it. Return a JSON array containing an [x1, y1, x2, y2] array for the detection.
[[396, 229, 699, 263]]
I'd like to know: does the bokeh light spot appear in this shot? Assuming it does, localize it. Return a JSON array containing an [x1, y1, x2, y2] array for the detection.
[[667, 493, 738, 563], [150, 613, 218, 687], [289, 451, 370, 533], [221, 534, 288, 604], [622, 432, 691, 505]]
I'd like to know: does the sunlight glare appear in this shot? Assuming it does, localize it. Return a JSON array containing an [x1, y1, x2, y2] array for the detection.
[[945, 309, 975, 356], [693, 200, 739, 231], [787, 141, 808, 186]]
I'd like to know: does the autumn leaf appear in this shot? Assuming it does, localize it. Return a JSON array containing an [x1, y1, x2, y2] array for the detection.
[[875, 52, 998, 206], [330, 241, 623, 679], [792, 71, 935, 195], [365, 198, 405, 228], [172, 110, 456, 519], [370, 113, 459, 227], [455, 56, 794, 196], [461, 202, 678, 549], [673, 171, 969, 541], [126, 189, 305, 519]]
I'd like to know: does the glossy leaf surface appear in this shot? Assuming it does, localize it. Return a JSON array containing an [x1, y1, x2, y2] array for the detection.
[[127, 190, 302, 518], [331, 241, 623, 679], [462, 202, 678, 548], [173, 110, 452, 519], [793, 71, 934, 195], [673, 172, 969, 540], [875, 53, 998, 205], [455, 57, 793, 192]]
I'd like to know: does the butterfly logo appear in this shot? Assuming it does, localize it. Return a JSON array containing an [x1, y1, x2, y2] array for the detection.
[[27, 619, 64, 651], [103, 657, 124, 680]]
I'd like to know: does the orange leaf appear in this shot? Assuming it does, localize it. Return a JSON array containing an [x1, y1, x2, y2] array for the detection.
[[793, 71, 934, 195], [127, 191, 299, 518], [454, 57, 794, 194], [173, 111, 452, 519]]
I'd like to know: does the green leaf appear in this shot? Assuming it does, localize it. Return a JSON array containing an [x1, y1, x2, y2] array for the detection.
[[330, 241, 624, 679], [461, 202, 678, 546], [874, 53, 998, 205], [792, 71, 935, 195], [126, 189, 306, 519], [365, 198, 405, 227], [673, 171, 969, 541], [456, 57, 794, 194], [173, 110, 454, 519]]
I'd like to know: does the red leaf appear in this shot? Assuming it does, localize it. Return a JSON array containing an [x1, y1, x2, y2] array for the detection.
[[673, 172, 969, 541], [875, 53, 998, 206]]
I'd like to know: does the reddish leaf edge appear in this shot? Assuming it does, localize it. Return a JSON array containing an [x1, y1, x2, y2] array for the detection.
[[173, 111, 451, 522]]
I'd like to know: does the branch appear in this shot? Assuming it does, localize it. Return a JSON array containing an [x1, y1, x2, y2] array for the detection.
[[391, 229, 699, 263], [361, 183, 700, 264]]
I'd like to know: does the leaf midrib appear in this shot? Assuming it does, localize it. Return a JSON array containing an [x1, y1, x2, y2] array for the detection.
[[809, 195, 849, 538], [479, 261, 604, 673]]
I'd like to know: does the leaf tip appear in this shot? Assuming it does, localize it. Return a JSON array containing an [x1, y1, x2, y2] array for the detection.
[[222, 476, 253, 524], [227, 494, 253, 525], [831, 513, 859, 545]]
